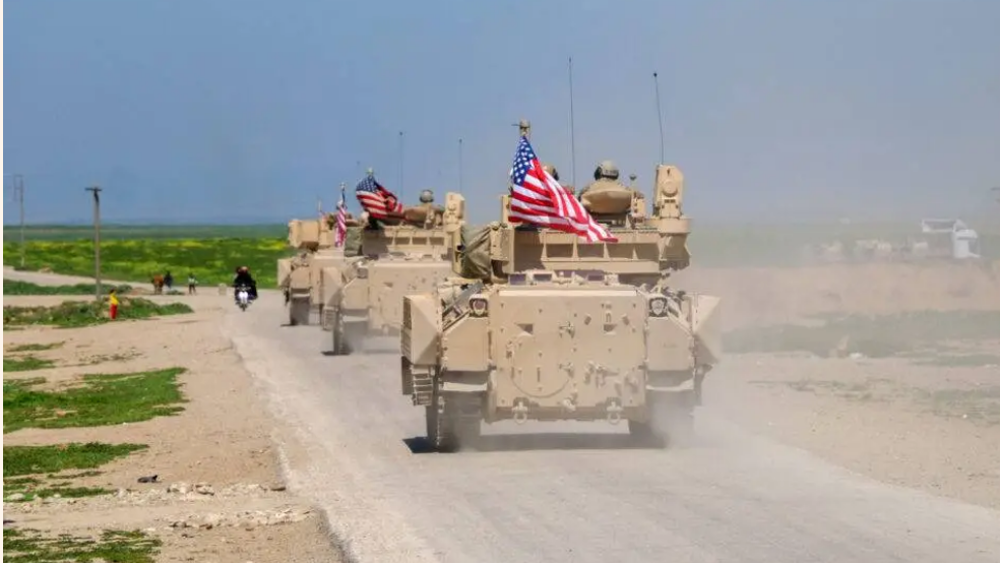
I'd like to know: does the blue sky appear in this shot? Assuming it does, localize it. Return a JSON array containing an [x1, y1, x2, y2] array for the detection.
[[4, 0, 999, 225]]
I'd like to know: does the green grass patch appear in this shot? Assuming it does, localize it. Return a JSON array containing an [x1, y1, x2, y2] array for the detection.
[[3, 367, 186, 433], [3, 356, 55, 372], [3, 442, 148, 502], [3, 235, 294, 288], [3, 528, 161, 563], [724, 310, 1000, 358], [4, 223, 285, 241], [6, 342, 64, 352], [4, 443, 147, 477], [3, 298, 192, 329], [3, 280, 133, 296]]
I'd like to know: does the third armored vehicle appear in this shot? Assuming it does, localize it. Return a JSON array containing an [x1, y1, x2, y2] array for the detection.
[[278, 214, 362, 326], [400, 151, 722, 451], [323, 189, 468, 355]]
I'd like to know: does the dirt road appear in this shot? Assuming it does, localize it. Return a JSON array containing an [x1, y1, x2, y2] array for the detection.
[[224, 295, 1000, 563]]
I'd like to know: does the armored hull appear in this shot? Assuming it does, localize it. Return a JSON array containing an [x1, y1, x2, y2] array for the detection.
[[401, 270, 722, 451], [328, 257, 455, 354]]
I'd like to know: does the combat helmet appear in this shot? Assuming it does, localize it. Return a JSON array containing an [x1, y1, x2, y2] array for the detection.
[[541, 162, 560, 181], [419, 189, 435, 203], [593, 160, 620, 181]]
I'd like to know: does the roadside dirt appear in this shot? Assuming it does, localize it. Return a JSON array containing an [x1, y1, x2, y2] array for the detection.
[[678, 260, 1000, 510], [3, 293, 344, 563]]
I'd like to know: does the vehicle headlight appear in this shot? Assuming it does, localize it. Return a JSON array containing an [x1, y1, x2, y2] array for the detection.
[[469, 296, 488, 316], [648, 296, 668, 317], [356, 266, 368, 279]]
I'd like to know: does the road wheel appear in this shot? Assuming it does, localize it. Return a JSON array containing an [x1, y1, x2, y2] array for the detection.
[[289, 300, 310, 326], [330, 312, 344, 355]]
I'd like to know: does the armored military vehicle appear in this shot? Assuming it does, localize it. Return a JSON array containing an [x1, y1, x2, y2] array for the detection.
[[278, 214, 363, 326], [400, 151, 722, 452], [323, 188, 468, 355]]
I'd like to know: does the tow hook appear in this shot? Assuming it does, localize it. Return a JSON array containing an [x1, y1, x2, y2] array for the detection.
[[512, 400, 529, 424], [606, 400, 623, 425]]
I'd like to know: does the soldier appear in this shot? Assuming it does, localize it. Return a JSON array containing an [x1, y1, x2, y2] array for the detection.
[[576, 160, 637, 200], [541, 163, 575, 196]]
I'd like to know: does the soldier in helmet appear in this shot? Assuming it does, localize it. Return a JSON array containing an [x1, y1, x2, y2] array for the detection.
[[577, 159, 637, 201], [408, 188, 444, 227], [540, 162, 576, 195]]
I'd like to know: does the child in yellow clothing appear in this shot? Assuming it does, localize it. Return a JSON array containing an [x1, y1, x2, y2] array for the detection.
[[109, 289, 120, 320]]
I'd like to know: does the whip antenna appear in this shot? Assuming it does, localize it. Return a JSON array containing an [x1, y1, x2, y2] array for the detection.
[[569, 56, 578, 189], [653, 71, 665, 163]]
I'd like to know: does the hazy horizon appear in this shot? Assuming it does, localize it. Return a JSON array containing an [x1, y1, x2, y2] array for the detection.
[[4, 0, 999, 227]]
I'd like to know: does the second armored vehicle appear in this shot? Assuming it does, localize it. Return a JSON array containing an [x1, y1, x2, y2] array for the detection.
[[322, 189, 469, 355]]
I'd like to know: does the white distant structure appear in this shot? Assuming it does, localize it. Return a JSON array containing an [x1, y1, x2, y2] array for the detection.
[[919, 218, 981, 259]]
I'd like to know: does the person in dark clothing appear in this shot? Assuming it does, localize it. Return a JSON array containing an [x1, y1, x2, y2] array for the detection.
[[232, 266, 258, 301]]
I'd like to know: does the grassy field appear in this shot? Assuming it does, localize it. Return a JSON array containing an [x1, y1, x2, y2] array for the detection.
[[4, 236, 293, 288], [4, 280, 133, 296], [3, 223, 285, 241]]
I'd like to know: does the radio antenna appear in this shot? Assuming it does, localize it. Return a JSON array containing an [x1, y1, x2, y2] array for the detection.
[[653, 71, 665, 163], [569, 56, 578, 189]]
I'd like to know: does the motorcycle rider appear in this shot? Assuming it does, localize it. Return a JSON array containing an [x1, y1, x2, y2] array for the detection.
[[232, 266, 258, 302]]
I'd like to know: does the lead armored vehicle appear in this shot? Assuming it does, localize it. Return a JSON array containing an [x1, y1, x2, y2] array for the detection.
[[400, 147, 722, 451], [323, 188, 468, 355], [278, 214, 363, 326]]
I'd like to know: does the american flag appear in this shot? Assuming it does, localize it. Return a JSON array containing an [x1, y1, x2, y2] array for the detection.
[[335, 183, 347, 247], [355, 175, 404, 220], [509, 135, 617, 243]]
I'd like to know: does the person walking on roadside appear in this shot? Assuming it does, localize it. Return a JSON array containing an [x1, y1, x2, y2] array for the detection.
[[109, 289, 120, 320], [187, 273, 198, 295]]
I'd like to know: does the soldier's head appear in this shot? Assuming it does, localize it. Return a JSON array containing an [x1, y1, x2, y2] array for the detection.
[[541, 162, 560, 181], [593, 160, 620, 181], [419, 189, 435, 204]]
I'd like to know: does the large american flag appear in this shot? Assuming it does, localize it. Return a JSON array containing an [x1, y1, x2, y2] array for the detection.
[[509, 135, 617, 243], [355, 175, 403, 220], [335, 184, 347, 247]]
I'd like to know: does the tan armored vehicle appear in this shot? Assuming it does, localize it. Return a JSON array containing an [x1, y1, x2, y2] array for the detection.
[[400, 144, 722, 451], [323, 187, 468, 355], [278, 214, 363, 326]]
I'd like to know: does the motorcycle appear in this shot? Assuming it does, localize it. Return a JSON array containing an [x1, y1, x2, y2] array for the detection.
[[235, 284, 253, 311]]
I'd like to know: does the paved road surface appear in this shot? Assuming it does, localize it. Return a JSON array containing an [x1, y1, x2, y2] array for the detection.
[[223, 294, 1000, 563]]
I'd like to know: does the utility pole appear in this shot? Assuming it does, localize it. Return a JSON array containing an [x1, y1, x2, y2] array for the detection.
[[458, 138, 464, 194], [10, 174, 26, 268], [85, 186, 103, 299]]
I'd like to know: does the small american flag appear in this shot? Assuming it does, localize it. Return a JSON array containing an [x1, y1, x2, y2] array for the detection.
[[335, 183, 347, 247], [355, 175, 403, 220], [509, 135, 617, 243]]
